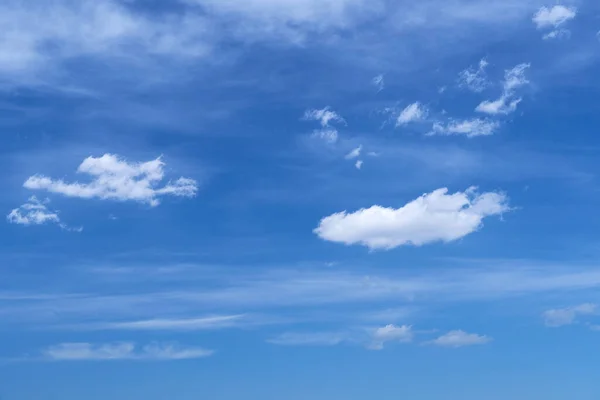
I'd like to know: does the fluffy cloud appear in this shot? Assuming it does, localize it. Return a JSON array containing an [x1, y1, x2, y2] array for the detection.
[[532, 5, 576, 29], [23, 154, 198, 207], [314, 187, 509, 250], [7, 196, 59, 226], [304, 107, 345, 127], [429, 118, 500, 137], [476, 63, 530, 115], [430, 330, 491, 347], [396, 102, 428, 126], [543, 303, 596, 327], [458, 58, 489, 92], [43, 342, 213, 361], [369, 324, 413, 350]]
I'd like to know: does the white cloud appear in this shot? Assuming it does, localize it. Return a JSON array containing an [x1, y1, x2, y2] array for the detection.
[[543, 303, 596, 327], [532, 5, 576, 29], [43, 342, 213, 361], [396, 102, 428, 126], [94, 315, 245, 331], [7, 196, 59, 226], [369, 324, 413, 350], [311, 128, 339, 144], [345, 145, 362, 159], [430, 330, 491, 347], [304, 107, 345, 127], [23, 154, 198, 207], [458, 58, 489, 92], [355, 160, 363, 170], [542, 28, 571, 40], [314, 187, 509, 250], [372, 74, 385, 91], [476, 63, 530, 115], [429, 118, 500, 137]]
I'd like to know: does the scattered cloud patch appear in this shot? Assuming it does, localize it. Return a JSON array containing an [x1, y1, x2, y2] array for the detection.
[[372, 74, 385, 91], [43, 342, 213, 361], [311, 128, 339, 144], [314, 187, 510, 250], [355, 160, 363, 170], [7, 196, 81, 231], [345, 145, 362, 160], [430, 330, 491, 348], [304, 107, 345, 144], [23, 154, 198, 207], [369, 324, 413, 350], [476, 63, 530, 115], [429, 118, 500, 138], [458, 58, 489, 92], [396, 102, 428, 126], [91, 315, 245, 331], [533, 5, 576, 39], [543, 303, 596, 327]]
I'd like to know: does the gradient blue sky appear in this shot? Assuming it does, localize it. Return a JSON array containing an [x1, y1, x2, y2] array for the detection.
[[2, 0, 600, 399]]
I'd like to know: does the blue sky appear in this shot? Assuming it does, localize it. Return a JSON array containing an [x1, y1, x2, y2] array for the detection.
[[2, 0, 600, 399]]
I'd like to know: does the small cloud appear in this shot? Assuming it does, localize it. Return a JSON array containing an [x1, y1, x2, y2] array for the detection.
[[396, 102, 428, 126], [533, 5, 576, 30], [303, 107, 345, 128], [438, 86, 447, 94], [368, 324, 413, 350], [429, 118, 500, 138], [23, 154, 198, 207], [311, 128, 339, 144], [429, 330, 492, 348], [90, 315, 245, 331], [458, 58, 489, 92], [543, 303, 596, 327], [42, 342, 213, 361], [372, 74, 385, 92], [345, 145, 362, 160], [314, 187, 510, 250], [355, 160, 363, 170], [7, 196, 81, 231], [542, 28, 571, 40], [476, 63, 530, 115]]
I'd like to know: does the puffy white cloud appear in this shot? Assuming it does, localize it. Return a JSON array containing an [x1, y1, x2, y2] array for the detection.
[[7, 196, 59, 226], [314, 187, 509, 250], [369, 324, 413, 350], [23, 154, 198, 207], [532, 5, 576, 29], [476, 63, 530, 115], [458, 58, 489, 92], [429, 118, 500, 137], [304, 107, 345, 127], [396, 102, 428, 126], [355, 160, 363, 170], [345, 145, 362, 159], [543, 303, 596, 327], [43, 342, 213, 361], [430, 330, 491, 347]]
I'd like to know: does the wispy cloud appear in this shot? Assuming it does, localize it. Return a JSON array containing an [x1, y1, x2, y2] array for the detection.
[[6, 196, 81, 231], [88, 315, 246, 331], [314, 187, 509, 250], [476, 63, 530, 115], [429, 330, 491, 348], [543, 303, 596, 327], [372, 74, 385, 92], [42, 342, 213, 361], [368, 324, 413, 350], [532, 5, 576, 40], [345, 145, 362, 160], [304, 107, 345, 144], [355, 160, 363, 170], [429, 118, 500, 138], [23, 154, 198, 207], [458, 58, 489, 92], [396, 102, 428, 126], [267, 332, 350, 346]]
